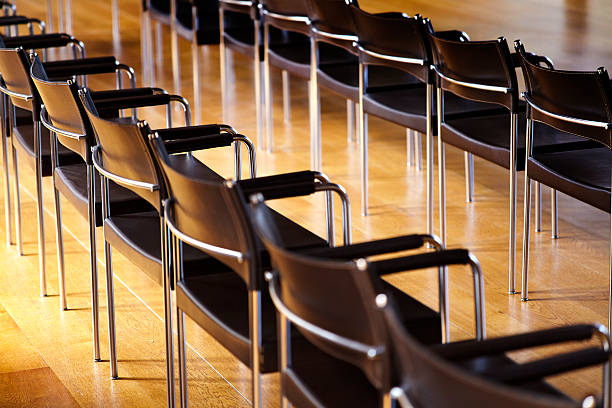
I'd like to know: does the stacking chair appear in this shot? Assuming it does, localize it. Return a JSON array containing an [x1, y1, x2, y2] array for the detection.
[[141, 0, 171, 86], [80, 89, 253, 407], [149, 130, 352, 407], [383, 294, 612, 408], [251, 196, 486, 407], [515, 41, 612, 321], [30, 55, 175, 361], [0, 34, 136, 298], [169, 0, 220, 124], [350, 10, 503, 220], [427, 33, 595, 294]]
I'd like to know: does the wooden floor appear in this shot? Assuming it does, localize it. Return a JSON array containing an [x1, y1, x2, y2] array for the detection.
[[2, 0, 612, 406]]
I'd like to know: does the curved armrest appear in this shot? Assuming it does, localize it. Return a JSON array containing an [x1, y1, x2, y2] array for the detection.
[[301, 234, 435, 260], [239, 171, 318, 200], [155, 124, 222, 141], [486, 347, 609, 385], [2, 33, 74, 49], [43, 56, 119, 78], [91, 87, 159, 100], [369, 249, 470, 275], [164, 134, 235, 153], [93, 93, 172, 111], [432, 324, 603, 361], [511, 51, 554, 69]]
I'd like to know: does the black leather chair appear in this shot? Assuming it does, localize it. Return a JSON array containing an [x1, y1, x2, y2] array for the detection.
[[383, 293, 611, 408], [427, 32, 594, 294], [169, 0, 220, 124], [80, 88, 255, 407], [149, 128, 352, 407], [305, 0, 420, 173], [515, 41, 612, 320], [30, 55, 175, 362], [141, 0, 170, 86], [350, 9, 501, 220], [0, 34, 136, 298], [251, 196, 487, 407]]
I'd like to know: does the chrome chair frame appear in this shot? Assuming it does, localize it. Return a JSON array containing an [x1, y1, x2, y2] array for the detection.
[[260, 6, 310, 152], [168, 174, 351, 408], [219, 0, 265, 146], [354, 42, 431, 221], [520, 92, 612, 325], [264, 247, 485, 408], [88, 94, 191, 407]]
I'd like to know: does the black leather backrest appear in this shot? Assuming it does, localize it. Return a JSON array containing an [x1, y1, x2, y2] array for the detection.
[[351, 7, 429, 82], [149, 136, 254, 284], [427, 31, 518, 111], [0, 47, 37, 115], [30, 55, 91, 162], [251, 200, 389, 390], [260, 0, 309, 16], [516, 41, 612, 148], [80, 90, 162, 211], [307, 0, 357, 36], [383, 300, 576, 408]]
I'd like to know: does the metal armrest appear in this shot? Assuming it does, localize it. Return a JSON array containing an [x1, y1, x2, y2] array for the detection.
[[301, 234, 442, 260], [43, 56, 121, 77], [91, 87, 161, 100], [433, 323, 608, 361], [0, 15, 42, 28], [155, 124, 223, 141]]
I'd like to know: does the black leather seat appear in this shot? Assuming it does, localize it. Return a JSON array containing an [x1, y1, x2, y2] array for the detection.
[[515, 41, 612, 318]]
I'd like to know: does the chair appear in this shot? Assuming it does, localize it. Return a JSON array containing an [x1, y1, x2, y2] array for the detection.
[[149, 129, 352, 407], [30, 55, 174, 361], [250, 196, 486, 407], [383, 293, 612, 408], [515, 41, 612, 321], [0, 35, 135, 298], [168, 0, 220, 124], [350, 9, 502, 220], [427, 32, 595, 294], [141, 0, 171, 86], [80, 88, 253, 407]]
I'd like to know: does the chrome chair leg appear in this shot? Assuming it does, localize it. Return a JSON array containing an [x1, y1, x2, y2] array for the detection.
[[171, 1, 181, 96], [174, 236, 188, 408], [426, 84, 434, 237], [464, 152, 474, 202], [161, 217, 176, 408], [508, 113, 519, 294], [347, 99, 355, 143], [1, 98, 12, 247], [111, 0, 119, 46], [34, 121, 47, 297], [155, 20, 163, 80], [309, 36, 321, 171], [521, 118, 534, 301], [282, 69, 290, 125], [219, 8, 228, 123], [254, 19, 264, 151], [263, 22, 272, 153], [535, 181, 541, 232], [87, 165, 100, 361], [11, 144, 22, 255], [415, 131, 423, 171], [551, 189, 559, 239], [140, 10, 150, 86], [249, 290, 263, 408], [101, 175, 118, 379], [406, 129, 414, 167], [50, 133, 66, 309], [191, 9, 201, 125], [47, 0, 54, 32], [437, 87, 446, 244], [359, 63, 368, 215], [279, 314, 291, 408]]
